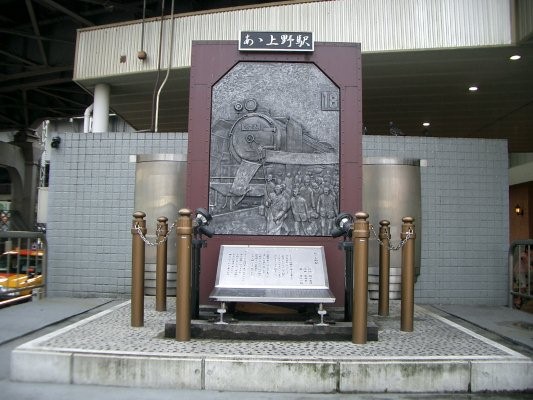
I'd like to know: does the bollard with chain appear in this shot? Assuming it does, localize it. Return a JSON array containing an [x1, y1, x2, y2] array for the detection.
[[131, 211, 146, 327], [155, 216, 168, 312], [378, 220, 391, 317], [176, 209, 193, 341], [400, 216, 416, 332], [352, 211, 369, 344]]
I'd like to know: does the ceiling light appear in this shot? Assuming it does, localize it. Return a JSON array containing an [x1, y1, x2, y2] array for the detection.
[[468, 86, 478, 92], [510, 55, 521, 61], [422, 122, 430, 127]]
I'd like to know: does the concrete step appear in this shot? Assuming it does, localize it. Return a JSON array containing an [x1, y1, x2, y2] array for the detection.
[[10, 298, 533, 394]]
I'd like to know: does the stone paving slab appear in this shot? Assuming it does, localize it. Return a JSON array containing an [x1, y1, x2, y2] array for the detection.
[[10, 298, 533, 393], [433, 304, 533, 350], [0, 297, 113, 345]]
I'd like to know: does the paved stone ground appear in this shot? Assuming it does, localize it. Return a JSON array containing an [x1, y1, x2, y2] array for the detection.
[[30, 298, 523, 361]]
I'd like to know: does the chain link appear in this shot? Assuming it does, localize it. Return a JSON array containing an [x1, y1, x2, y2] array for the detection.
[[369, 224, 414, 251], [134, 222, 176, 247], [134, 221, 412, 250]]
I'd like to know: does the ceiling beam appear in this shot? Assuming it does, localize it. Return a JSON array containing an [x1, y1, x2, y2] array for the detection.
[[0, 93, 79, 115], [0, 113, 21, 125], [25, 0, 48, 66], [0, 65, 73, 83], [75, 0, 145, 13], [0, 50, 38, 66], [22, 90, 29, 126], [0, 28, 75, 44], [0, 77, 73, 93], [33, 0, 95, 27], [34, 88, 88, 108]]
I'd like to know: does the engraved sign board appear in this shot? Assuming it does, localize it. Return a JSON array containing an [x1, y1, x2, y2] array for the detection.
[[209, 245, 335, 303]]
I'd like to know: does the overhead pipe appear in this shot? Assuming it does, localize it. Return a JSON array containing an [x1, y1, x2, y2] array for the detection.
[[150, 0, 166, 132], [83, 103, 93, 133], [154, 0, 175, 133]]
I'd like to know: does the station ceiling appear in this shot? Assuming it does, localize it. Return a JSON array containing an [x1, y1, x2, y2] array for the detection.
[[1, 0, 532, 153]]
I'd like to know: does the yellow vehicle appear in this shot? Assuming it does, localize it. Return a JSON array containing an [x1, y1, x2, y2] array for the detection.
[[0, 249, 44, 300]]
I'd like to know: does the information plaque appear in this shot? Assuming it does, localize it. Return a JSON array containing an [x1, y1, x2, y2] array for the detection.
[[209, 245, 335, 303]]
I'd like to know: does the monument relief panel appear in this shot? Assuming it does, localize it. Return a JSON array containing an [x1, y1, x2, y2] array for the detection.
[[209, 62, 339, 236]]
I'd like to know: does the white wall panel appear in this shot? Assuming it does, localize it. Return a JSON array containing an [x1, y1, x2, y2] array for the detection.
[[74, 0, 513, 80]]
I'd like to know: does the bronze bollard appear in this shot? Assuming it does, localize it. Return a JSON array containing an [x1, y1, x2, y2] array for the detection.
[[352, 211, 369, 344], [378, 220, 391, 317], [176, 209, 192, 341], [400, 216, 416, 332], [131, 211, 146, 327], [155, 216, 168, 312]]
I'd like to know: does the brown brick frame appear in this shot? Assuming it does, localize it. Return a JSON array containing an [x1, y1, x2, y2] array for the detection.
[[186, 41, 362, 305]]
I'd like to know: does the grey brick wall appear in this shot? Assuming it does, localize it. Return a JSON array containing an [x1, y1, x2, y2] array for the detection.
[[47, 133, 509, 305]]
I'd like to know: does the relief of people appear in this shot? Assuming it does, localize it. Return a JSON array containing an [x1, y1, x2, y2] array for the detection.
[[261, 165, 338, 236]]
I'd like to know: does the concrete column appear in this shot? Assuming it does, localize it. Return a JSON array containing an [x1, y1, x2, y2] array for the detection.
[[93, 83, 110, 133]]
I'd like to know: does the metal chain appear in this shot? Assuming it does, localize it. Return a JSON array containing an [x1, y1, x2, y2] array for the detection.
[[369, 224, 414, 251], [134, 222, 176, 246]]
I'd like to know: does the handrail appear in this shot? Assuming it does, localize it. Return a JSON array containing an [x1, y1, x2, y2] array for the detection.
[[508, 240, 533, 308]]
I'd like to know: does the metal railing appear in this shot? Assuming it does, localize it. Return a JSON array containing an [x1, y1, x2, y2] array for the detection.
[[131, 211, 417, 344], [509, 240, 533, 309], [0, 231, 47, 300]]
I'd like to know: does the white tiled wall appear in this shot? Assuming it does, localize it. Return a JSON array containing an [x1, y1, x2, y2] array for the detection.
[[47, 133, 509, 305]]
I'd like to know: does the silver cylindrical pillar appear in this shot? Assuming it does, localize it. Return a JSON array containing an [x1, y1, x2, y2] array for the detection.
[[363, 157, 422, 300], [134, 154, 187, 295]]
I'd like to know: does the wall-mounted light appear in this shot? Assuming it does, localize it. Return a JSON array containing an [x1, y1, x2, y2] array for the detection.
[[51, 136, 61, 149], [193, 207, 214, 238], [515, 204, 524, 216], [331, 212, 354, 238]]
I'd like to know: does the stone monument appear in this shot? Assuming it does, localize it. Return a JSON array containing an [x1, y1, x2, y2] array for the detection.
[[186, 39, 362, 306]]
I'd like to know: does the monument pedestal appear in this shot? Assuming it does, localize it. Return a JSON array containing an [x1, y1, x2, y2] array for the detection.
[[164, 319, 378, 341]]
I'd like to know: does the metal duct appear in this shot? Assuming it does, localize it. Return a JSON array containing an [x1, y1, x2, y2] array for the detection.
[[363, 157, 422, 299], [134, 153, 187, 295]]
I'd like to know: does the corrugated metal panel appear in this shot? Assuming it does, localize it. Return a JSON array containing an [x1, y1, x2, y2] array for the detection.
[[74, 0, 513, 80], [517, 0, 533, 41]]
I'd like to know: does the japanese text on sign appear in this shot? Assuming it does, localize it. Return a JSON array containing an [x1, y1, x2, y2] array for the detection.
[[216, 245, 328, 287], [239, 31, 314, 52]]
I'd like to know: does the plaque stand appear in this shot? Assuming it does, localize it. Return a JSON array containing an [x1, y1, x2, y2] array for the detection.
[[215, 302, 228, 325], [163, 305, 379, 341], [214, 301, 330, 325], [316, 303, 328, 326]]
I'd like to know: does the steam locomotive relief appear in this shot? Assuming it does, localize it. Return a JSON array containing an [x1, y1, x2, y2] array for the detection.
[[209, 98, 340, 236]]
